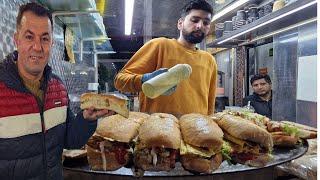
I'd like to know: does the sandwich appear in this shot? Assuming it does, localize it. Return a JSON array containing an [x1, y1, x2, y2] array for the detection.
[[80, 92, 129, 118], [62, 148, 87, 164], [86, 112, 149, 171], [179, 113, 224, 173], [222, 110, 270, 129], [133, 113, 180, 174], [278, 121, 317, 139], [221, 110, 297, 147], [213, 113, 273, 167], [221, 110, 317, 146], [63, 148, 87, 159], [266, 120, 317, 147]]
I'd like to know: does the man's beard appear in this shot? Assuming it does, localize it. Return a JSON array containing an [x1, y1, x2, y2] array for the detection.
[[182, 29, 205, 44]]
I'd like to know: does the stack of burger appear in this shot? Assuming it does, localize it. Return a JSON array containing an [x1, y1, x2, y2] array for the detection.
[[86, 112, 150, 171], [212, 112, 274, 167], [133, 113, 180, 175], [179, 113, 224, 173]]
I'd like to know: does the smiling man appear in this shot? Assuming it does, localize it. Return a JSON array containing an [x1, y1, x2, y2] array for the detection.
[[243, 74, 273, 119], [115, 0, 217, 117], [0, 2, 112, 180]]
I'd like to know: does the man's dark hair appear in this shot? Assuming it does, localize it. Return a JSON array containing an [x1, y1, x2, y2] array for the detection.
[[250, 74, 272, 85], [16, 2, 53, 29], [181, 0, 213, 18]]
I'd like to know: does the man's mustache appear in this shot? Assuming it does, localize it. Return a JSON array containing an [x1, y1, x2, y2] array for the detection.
[[191, 30, 205, 35]]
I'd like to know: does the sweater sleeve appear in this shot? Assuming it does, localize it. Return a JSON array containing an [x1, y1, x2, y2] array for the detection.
[[64, 107, 97, 149], [114, 39, 160, 92], [208, 58, 218, 115]]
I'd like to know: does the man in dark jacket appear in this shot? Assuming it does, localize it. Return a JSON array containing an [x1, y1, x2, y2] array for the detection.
[[0, 2, 112, 180], [243, 74, 272, 119]]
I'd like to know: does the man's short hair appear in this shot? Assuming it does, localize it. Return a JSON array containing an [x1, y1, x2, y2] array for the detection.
[[250, 74, 272, 85], [16, 2, 53, 29], [181, 0, 213, 18]]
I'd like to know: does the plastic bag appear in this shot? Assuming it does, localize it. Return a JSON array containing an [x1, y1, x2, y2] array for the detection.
[[276, 139, 317, 180]]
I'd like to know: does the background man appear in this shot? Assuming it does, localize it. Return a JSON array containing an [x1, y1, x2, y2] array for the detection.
[[243, 74, 272, 119]]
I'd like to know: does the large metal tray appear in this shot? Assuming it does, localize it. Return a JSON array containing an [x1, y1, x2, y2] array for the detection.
[[63, 141, 308, 177]]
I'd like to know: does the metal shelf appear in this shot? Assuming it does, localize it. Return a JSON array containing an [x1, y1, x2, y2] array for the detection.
[[207, 0, 317, 48], [212, 0, 267, 24]]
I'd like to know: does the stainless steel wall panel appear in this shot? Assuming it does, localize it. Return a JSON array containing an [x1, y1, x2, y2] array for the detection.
[[298, 22, 317, 57], [273, 29, 298, 121], [296, 22, 317, 127]]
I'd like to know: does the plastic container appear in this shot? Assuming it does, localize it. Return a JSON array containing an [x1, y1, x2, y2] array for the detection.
[[242, 101, 255, 112], [142, 64, 192, 99]]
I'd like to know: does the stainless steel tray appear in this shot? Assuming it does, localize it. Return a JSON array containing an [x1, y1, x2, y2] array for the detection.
[[63, 141, 308, 177]]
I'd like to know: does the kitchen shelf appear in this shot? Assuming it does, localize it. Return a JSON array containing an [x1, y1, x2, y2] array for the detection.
[[212, 0, 267, 24], [207, 0, 317, 48]]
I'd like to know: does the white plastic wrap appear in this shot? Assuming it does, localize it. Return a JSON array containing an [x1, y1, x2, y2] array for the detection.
[[276, 139, 317, 180]]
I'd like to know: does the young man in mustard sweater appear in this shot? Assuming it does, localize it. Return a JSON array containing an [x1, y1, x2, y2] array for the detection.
[[114, 0, 217, 117]]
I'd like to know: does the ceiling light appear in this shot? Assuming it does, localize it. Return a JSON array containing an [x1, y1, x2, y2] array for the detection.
[[212, 0, 250, 22], [125, 0, 135, 35], [217, 0, 316, 44]]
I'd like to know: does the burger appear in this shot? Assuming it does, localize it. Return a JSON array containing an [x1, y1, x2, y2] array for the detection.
[[179, 113, 224, 173], [86, 112, 149, 171], [133, 113, 180, 173], [212, 113, 273, 167]]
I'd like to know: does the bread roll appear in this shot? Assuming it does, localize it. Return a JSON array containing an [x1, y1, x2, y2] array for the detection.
[[80, 93, 129, 118], [96, 112, 149, 143], [216, 114, 273, 150], [138, 113, 180, 149], [63, 149, 87, 159], [180, 113, 223, 151], [181, 153, 222, 173], [271, 132, 299, 147]]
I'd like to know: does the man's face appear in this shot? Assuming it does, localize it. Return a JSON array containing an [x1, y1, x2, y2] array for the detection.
[[252, 78, 272, 96], [178, 9, 212, 44], [14, 11, 53, 79]]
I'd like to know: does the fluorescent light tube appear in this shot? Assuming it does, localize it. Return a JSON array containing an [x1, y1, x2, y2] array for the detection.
[[212, 0, 250, 22], [217, 0, 316, 44], [125, 0, 135, 35]]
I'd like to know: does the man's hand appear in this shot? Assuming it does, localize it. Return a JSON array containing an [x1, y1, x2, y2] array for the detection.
[[141, 68, 168, 83], [83, 107, 115, 121]]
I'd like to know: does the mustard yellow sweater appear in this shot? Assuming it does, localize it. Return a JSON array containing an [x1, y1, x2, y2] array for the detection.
[[114, 38, 217, 116]]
